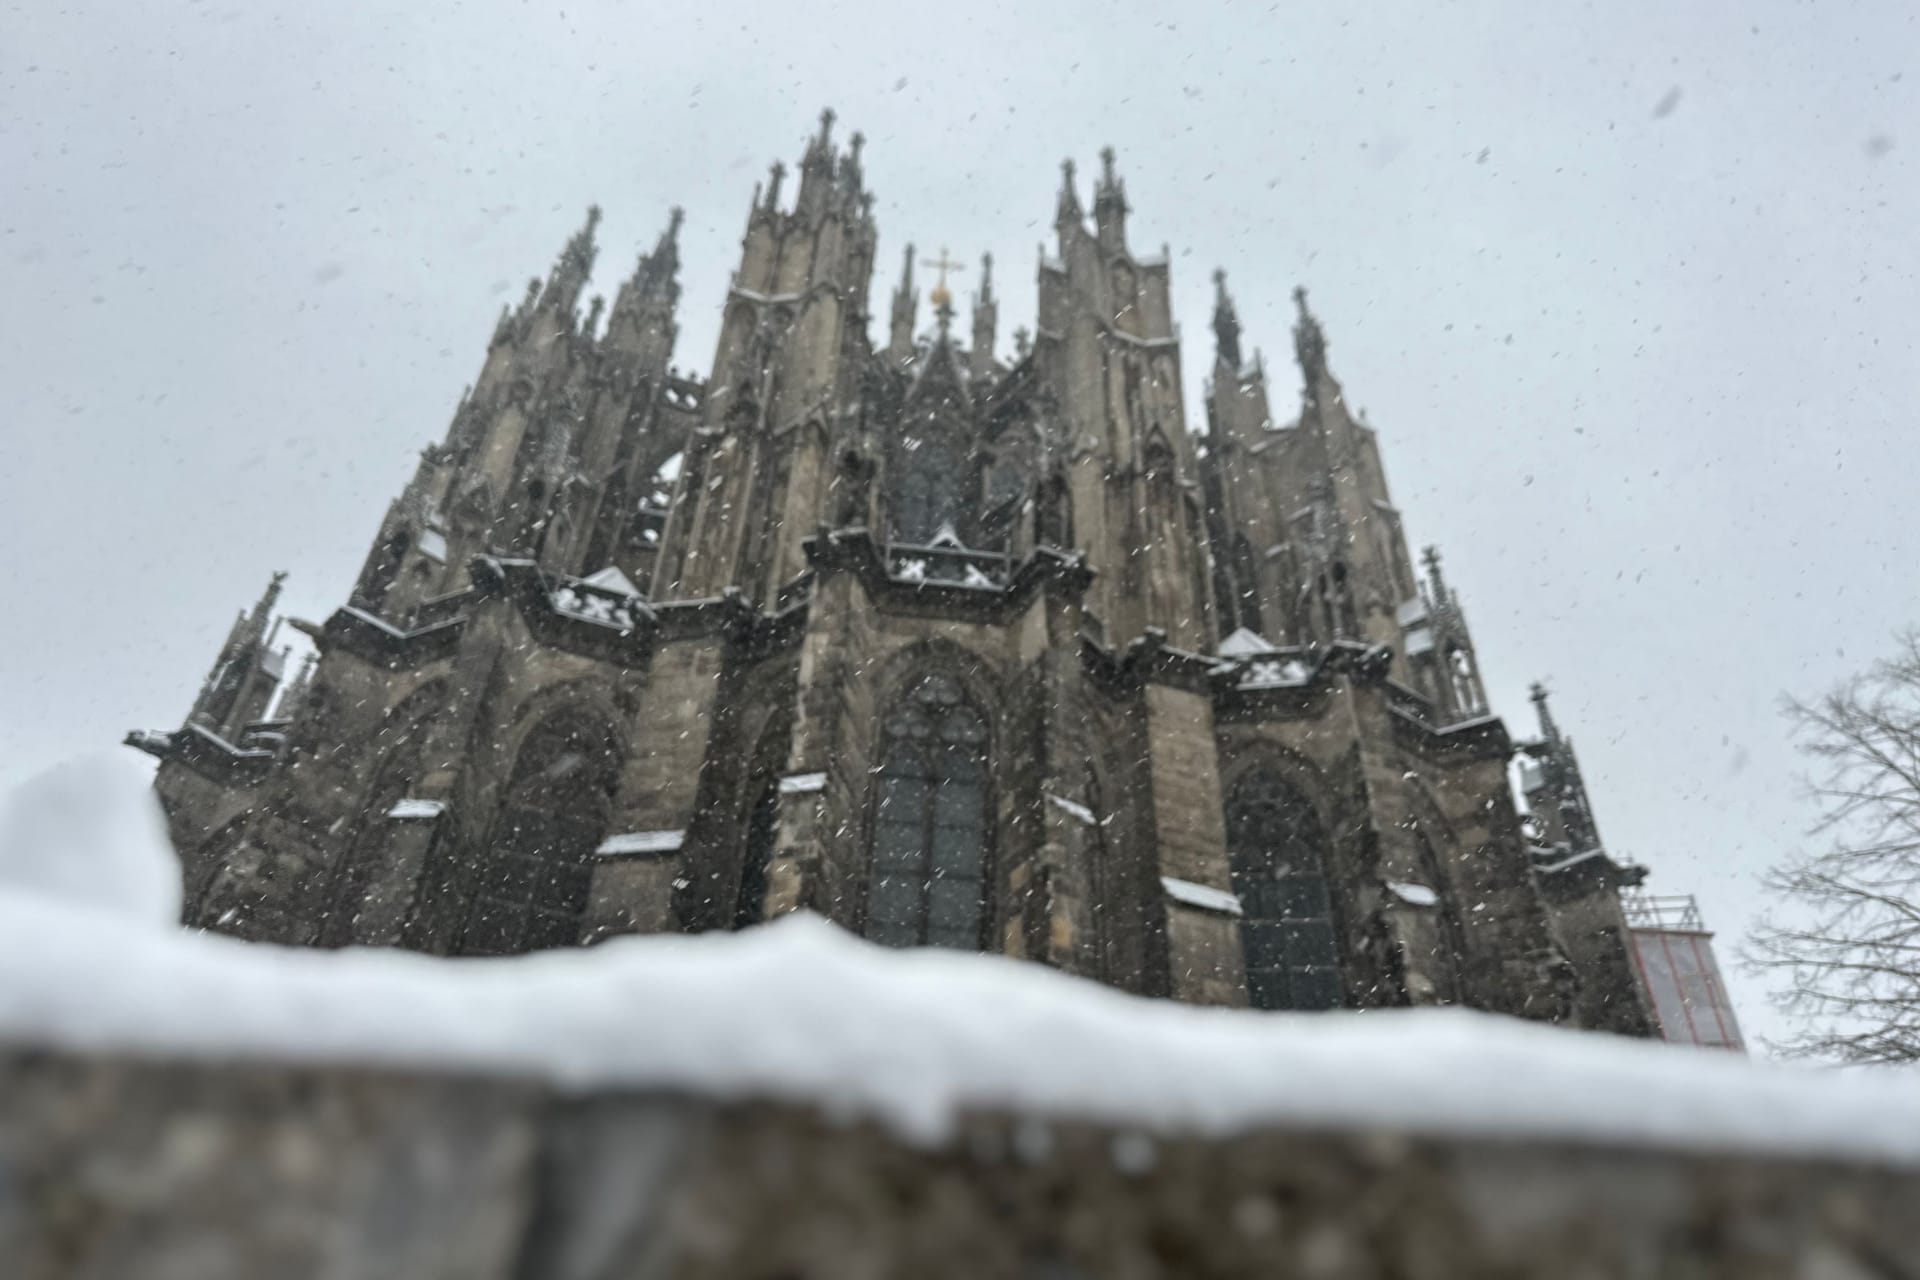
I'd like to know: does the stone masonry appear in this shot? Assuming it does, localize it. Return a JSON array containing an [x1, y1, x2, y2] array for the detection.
[[130, 112, 1654, 1031], [5, 1050, 1913, 1279]]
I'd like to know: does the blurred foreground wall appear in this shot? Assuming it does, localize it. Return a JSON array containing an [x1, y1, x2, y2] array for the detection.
[[2, 1049, 1914, 1279]]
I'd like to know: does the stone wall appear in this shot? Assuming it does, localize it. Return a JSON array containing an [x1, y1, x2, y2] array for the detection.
[[4, 1049, 1913, 1279]]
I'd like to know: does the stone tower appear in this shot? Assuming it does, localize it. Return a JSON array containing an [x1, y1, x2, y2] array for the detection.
[[131, 116, 1656, 1033]]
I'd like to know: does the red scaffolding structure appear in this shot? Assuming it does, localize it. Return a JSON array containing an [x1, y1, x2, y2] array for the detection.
[[1621, 892, 1745, 1051]]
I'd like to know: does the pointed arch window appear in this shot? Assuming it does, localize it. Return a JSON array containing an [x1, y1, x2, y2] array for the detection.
[[322, 736, 424, 946], [1226, 770, 1343, 1010], [867, 673, 989, 949], [1230, 534, 1265, 636], [732, 719, 790, 930], [457, 711, 621, 956], [892, 432, 970, 545]]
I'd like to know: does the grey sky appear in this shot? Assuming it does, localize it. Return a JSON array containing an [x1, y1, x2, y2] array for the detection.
[[4, 1, 1915, 1046]]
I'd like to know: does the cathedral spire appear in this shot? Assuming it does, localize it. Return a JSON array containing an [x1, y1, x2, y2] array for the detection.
[[971, 251, 998, 379], [1093, 145, 1129, 251], [1529, 681, 1564, 749], [606, 205, 683, 367], [1526, 682, 1602, 854], [539, 206, 601, 313], [841, 130, 867, 205], [633, 206, 683, 297], [244, 570, 287, 647], [655, 206, 683, 270], [889, 242, 918, 362], [1212, 269, 1242, 370], [810, 106, 835, 154], [1056, 158, 1083, 235], [796, 108, 839, 217], [1422, 545, 1451, 609], [188, 570, 289, 736], [1293, 284, 1328, 386], [1418, 545, 1486, 720], [764, 161, 786, 213]]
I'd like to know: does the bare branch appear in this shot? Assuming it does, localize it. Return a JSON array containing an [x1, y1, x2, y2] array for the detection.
[[1750, 631, 1920, 1064]]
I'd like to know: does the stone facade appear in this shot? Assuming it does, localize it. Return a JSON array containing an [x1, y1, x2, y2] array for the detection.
[[6, 1050, 1914, 1278], [130, 112, 1652, 1030]]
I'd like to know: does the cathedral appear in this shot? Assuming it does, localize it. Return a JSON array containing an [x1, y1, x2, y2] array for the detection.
[[129, 112, 1656, 1034]]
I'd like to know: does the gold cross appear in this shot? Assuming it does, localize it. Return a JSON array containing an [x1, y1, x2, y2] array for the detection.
[[925, 246, 966, 309]]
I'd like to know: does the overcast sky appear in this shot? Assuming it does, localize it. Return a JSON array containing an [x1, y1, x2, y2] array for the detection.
[[4, 1, 1915, 1046]]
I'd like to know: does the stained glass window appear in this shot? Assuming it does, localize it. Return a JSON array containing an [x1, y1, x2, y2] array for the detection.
[[892, 435, 969, 545], [1226, 770, 1343, 1010], [867, 673, 989, 949], [456, 713, 619, 956]]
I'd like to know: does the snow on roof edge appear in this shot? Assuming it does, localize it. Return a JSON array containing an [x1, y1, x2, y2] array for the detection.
[[2, 897, 1917, 1164]]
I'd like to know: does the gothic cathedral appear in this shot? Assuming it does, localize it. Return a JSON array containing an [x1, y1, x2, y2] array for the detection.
[[131, 114, 1655, 1034]]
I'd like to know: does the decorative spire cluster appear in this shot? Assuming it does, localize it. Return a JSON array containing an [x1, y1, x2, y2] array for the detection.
[[750, 107, 871, 227], [181, 571, 290, 740], [1526, 683, 1602, 855]]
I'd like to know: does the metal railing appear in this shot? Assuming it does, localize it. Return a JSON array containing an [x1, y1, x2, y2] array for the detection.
[[1622, 892, 1706, 932]]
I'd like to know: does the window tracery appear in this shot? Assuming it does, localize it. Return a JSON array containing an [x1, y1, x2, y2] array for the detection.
[[891, 430, 970, 545], [456, 711, 621, 955], [867, 673, 989, 949], [1226, 769, 1343, 1010]]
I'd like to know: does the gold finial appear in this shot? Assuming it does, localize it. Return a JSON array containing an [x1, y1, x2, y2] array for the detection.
[[924, 246, 965, 311]]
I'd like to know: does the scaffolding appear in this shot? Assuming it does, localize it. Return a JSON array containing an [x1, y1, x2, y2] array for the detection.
[[1621, 892, 1745, 1051], [1621, 892, 1704, 932]]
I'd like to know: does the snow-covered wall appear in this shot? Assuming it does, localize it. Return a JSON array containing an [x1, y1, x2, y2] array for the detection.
[[3, 756, 1919, 1275], [1, 752, 1917, 1160], [6, 1048, 1917, 1279], [9, 897, 1920, 1164]]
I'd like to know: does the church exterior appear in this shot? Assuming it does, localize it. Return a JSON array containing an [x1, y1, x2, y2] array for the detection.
[[130, 114, 1655, 1033]]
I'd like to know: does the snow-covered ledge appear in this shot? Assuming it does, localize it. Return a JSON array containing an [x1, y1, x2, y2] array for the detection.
[[4, 907, 1919, 1277], [3, 899, 1918, 1163]]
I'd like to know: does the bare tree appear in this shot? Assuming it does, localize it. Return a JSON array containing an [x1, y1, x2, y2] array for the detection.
[[1749, 633, 1920, 1063]]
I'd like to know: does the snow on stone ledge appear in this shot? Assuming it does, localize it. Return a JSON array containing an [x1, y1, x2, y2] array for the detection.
[[1046, 792, 1098, 825], [1160, 875, 1244, 917], [4, 895, 1918, 1164], [595, 829, 686, 857], [1387, 880, 1440, 907]]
